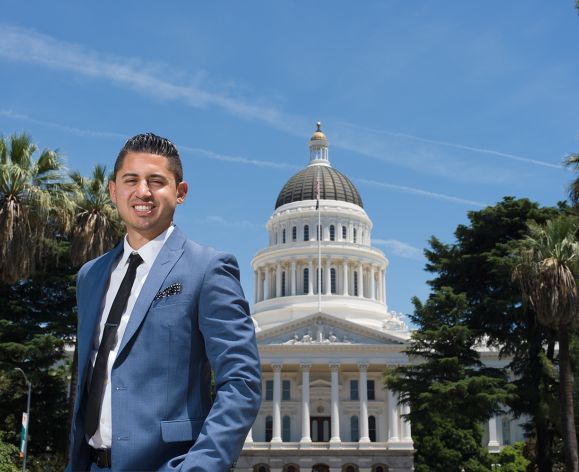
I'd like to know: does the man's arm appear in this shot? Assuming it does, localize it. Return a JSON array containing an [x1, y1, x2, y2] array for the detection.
[[168, 252, 261, 472]]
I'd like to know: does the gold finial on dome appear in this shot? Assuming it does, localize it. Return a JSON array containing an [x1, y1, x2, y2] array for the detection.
[[310, 121, 328, 142]]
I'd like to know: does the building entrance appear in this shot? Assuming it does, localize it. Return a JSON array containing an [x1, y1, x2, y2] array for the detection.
[[310, 417, 330, 442]]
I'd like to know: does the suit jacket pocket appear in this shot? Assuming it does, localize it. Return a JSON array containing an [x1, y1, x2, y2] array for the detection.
[[160, 417, 205, 443]]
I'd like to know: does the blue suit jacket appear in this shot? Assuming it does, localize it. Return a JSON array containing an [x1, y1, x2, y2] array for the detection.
[[67, 227, 261, 471]]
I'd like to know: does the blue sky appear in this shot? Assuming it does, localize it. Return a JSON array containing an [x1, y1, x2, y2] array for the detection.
[[1, 2, 577, 318]]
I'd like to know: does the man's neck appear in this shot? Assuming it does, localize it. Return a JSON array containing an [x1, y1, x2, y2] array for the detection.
[[126, 226, 173, 250]]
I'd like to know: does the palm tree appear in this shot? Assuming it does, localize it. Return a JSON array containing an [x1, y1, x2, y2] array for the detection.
[[0, 133, 72, 283], [564, 153, 579, 208], [69, 164, 124, 267], [513, 217, 579, 472]]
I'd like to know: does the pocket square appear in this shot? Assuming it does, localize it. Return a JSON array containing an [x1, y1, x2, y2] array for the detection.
[[154, 283, 182, 300]]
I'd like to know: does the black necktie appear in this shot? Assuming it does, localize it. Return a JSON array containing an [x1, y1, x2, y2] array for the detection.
[[85, 252, 144, 438]]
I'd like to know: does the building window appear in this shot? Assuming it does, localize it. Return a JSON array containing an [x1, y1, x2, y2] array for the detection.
[[292, 226, 297, 241], [367, 380, 375, 400], [350, 379, 359, 400], [284, 466, 298, 472], [265, 380, 273, 401], [330, 268, 336, 294], [281, 271, 286, 297], [255, 466, 270, 472], [316, 224, 322, 240], [304, 225, 309, 241], [303, 268, 309, 294], [502, 417, 512, 446], [282, 379, 291, 400], [282, 229, 286, 244], [353, 228, 357, 244], [353, 272, 358, 296], [265, 416, 273, 442], [342, 225, 347, 240], [329, 225, 335, 241], [282, 415, 291, 442], [351, 416, 359, 442], [369, 415, 376, 442], [373, 466, 386, 472]]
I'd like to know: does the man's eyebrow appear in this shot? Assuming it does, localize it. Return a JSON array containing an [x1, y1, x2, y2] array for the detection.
[[120, 172, 168, 180]]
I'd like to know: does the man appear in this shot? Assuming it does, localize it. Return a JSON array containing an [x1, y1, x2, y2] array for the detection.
[[67, 133, 261, 471]]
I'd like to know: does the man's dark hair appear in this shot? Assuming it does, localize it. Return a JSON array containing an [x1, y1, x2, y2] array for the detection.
[[114, 133, 183, 184]]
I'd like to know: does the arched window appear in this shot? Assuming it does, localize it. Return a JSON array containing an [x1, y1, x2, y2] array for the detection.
[[316, 224, 322, 240], [369, 415, 376, 442], [281, 271, 286, 297], [304, 225, 309, 241], [330, 268, 336, 294], [329, 225, 335, 241], [342, 225, 347, 240], [265, 416, 273, 442], [353, 228, 357, 244], [255, 465, 270, 472], [372, 467, 386, 472], [353, 271, 358, 296], [292, 226, 297, 241], [350, 415, 359, 442], [282, 229, 286, 244], [344, 466, 357, 472], [282, 415, 291, 442], [303, 268, 309, 294], [284, 466, 299, 472]]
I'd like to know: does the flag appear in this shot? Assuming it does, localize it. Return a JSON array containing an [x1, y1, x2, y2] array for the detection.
[[20, 412, 27, 458], [315, 174, 320, 210]]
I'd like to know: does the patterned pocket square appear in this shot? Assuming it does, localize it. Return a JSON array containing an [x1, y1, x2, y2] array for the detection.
[[154, 283, 182, 300]]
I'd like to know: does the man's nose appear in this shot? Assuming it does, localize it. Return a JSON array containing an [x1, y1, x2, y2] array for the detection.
[[135, 180, 152, 198]]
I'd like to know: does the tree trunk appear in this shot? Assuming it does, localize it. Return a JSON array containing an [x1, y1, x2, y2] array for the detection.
[[558, 330, 579, 472]]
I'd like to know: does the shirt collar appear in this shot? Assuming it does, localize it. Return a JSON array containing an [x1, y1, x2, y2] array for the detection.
[[119, 225, 175, 268]]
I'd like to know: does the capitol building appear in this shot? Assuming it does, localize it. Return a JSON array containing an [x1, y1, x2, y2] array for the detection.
[[235, 125, 523, 472]]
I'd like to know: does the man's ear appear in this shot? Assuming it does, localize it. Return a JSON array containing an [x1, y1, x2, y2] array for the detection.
[[176, 181, 188, 204], [108, 179, 117, 206]]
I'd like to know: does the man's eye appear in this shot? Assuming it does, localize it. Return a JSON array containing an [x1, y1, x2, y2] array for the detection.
[[150, 180, 164, 185]]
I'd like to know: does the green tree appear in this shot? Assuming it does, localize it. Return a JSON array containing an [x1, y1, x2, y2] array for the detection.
[[564, 153, 579, 208], [385, 288, 513, 472], [513, 217, 579, 471], [69, 164, 123, 267], [0, 133, 72, 283], [423, 197, 563, 470]]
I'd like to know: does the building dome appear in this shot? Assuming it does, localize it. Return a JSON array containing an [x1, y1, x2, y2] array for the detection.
[[275, 164, 364, 209], [310, 122, 328, 143]]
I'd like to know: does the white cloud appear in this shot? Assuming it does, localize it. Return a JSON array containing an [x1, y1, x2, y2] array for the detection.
[[353, 177, 487, 207], [373, 239, 424, 261]]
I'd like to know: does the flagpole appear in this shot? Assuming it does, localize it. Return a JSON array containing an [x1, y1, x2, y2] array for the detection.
[[316, 168, 322, 314]]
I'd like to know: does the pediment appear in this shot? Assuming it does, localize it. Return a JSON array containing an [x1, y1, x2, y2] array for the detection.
[[256, 312, 406, 346]]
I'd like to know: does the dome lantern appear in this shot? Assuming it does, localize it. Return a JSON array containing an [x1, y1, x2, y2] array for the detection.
[[309, 122, 329, 165]]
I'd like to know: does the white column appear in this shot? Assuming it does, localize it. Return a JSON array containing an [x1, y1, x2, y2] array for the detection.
[[329, 363, 341, 446], [275, 263, 282, 298], [271, 364, 282, 445], [291, 260, 296, 296], [370, 266, 376, 300], [358, 262, 364, 298], [257, 269, 263, 302], [387, 389, 399, 443], [253, 270, 258, 303], [342, 260, 349, 296], [325, 258, 332, 295], [401, 403, 412, 442], [300, 363, 312, 446], [488, 415, 500, 453], [308, 259, 314, 295], [245, 427, 254, 446], [358, 363, 370, 444], [265, 267, 272, 300], [382, 269, 387, 304]]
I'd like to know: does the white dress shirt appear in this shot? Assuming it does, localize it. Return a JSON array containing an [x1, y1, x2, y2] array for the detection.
[[87, 225, 174, 448]]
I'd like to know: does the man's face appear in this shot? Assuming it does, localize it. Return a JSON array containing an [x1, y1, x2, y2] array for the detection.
[[109, 152, 188, 247]]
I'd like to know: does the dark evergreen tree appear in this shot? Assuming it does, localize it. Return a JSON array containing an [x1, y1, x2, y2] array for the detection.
[[385, 288, 514, 472]]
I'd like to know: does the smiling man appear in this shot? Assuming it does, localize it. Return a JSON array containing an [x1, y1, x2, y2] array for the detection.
[[67, 133, 261, 472]]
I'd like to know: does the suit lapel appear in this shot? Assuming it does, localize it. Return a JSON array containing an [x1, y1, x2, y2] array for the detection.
[[115, 227, 186, 360], [78, 243, 123, 388]]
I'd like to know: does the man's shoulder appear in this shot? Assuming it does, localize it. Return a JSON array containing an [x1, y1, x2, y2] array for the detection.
[[182, 238, 233, 264], [77, 244, 121, 280]]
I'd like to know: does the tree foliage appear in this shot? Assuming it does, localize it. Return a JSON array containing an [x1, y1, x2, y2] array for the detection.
[[385, 288, 514, 472]]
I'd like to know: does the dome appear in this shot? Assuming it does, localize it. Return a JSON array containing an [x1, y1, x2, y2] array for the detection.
[[310, 122, 328, 143], [275, 164, 363, 209]]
